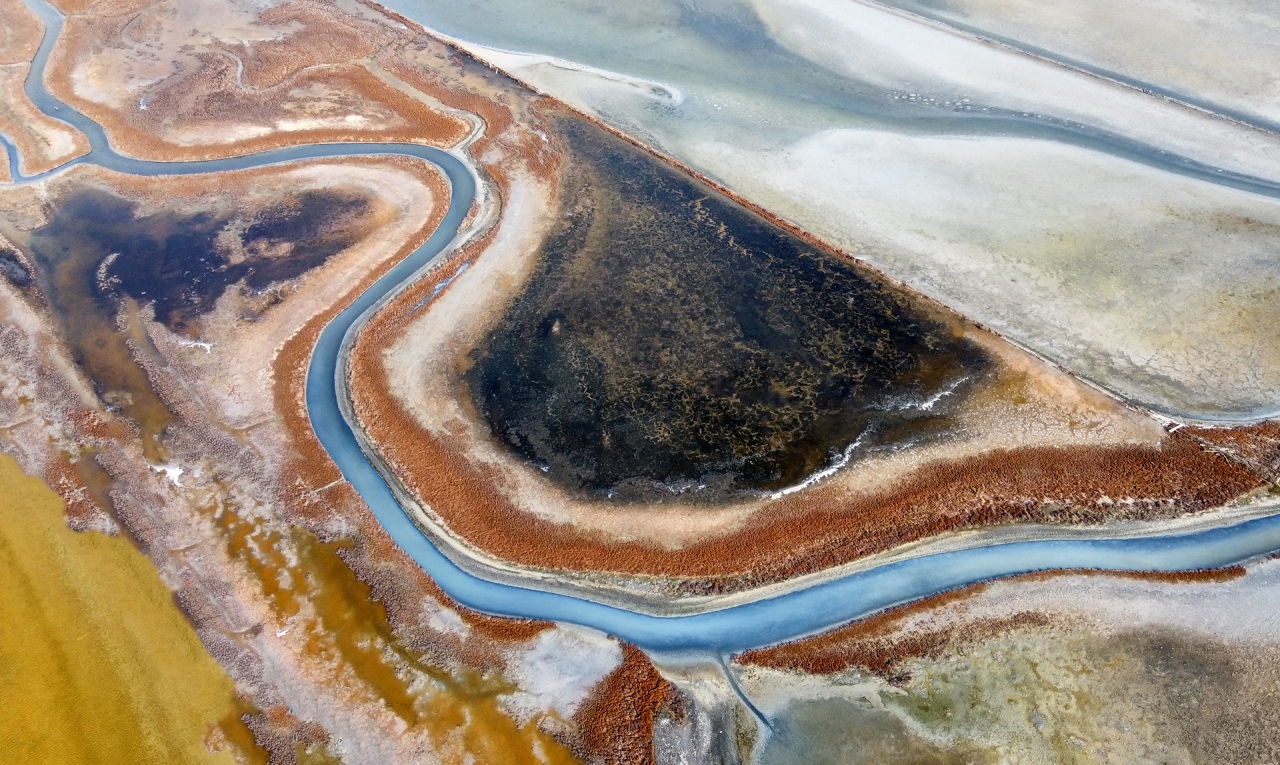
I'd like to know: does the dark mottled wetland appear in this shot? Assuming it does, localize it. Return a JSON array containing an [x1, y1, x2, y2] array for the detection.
[[15, 184, 372, 453], [0, 246, 33, 289], [31, 187, 373, 334], [467, 118, 988, 502]]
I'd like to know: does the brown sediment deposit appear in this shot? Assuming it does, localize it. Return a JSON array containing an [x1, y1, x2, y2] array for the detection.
[[42, 0, 471, 161], [220, 3, 385, 91], [336, 66, 1260, 593], [1, 134, 608, 760], [1185, 420, 1280, 483], [572, 644, 683, 765], [0, 0, 42, 66], [351, 159, 1261, 592], [735, 565, 1248, 679], [237, 704, 334, 765], [44, 0, 97, 15]]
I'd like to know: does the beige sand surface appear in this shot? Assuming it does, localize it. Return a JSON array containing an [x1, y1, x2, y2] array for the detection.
[[44, 0, 470, 159], [0, 64, 90, 174]]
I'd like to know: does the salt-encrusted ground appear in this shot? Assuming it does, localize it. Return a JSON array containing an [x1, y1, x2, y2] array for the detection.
[[881, 0, 1280, 129], [5, 0, 1280, 761], [736, 562, 1280, 763], [0, 0, 661, 760], [382, 0, 1280, 419]]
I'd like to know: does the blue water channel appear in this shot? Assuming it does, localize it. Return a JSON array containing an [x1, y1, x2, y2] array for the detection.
[[6, 0, 1280, 654]]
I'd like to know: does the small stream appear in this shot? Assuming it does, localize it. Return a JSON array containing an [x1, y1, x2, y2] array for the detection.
[[4, 0, 1280, 655]]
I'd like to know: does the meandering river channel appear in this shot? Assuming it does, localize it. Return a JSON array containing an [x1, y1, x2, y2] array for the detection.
[[6, 0, 1280, 654]]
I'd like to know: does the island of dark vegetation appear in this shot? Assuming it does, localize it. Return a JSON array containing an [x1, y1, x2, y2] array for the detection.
[[467, 118, 989, 502], [17, 184, 373, 450], [0, 246, 33, 289], [30, 186, 373, 334]]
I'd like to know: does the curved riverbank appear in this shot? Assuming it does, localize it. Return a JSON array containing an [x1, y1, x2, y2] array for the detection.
[[6, 0, 1280, 656]]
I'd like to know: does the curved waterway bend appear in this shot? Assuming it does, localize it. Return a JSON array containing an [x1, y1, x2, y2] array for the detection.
[[8, 0, 1280, 655]]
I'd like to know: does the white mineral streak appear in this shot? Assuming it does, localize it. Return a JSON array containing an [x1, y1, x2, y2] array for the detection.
[[501, 625, 623, 721], [882, 0, 1280, 128], [385, 0, 1280, 419]]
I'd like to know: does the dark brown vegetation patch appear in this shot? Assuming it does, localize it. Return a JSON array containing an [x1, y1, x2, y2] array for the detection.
[[29, 185, 376, 333], [353, 297, 1265, 592], [0, 240, 33, 289], [1186, 421, 1280, 483], [466, 116, 987, 502]]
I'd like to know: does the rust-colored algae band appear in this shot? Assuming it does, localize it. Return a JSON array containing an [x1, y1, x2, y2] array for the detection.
[[344, 101, 1263, 593], [0, 450, 252, 764], [353, 289, 1262, 591], [41, 3, 471, 162], [1186, 421, 1280, 482], [736, 566, 1249, 678], [572, 644, 683, 765], [272, 160, 451, 507]]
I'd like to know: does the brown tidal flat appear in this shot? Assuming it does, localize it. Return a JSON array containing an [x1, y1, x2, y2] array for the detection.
[[0, 0, 90, 176], [0, 0, 42, 65], [349, 105, 1262, 593], [1185, 420, 1280, 483], [735, 566, 1247, 679], [43, 0, 471, 161]]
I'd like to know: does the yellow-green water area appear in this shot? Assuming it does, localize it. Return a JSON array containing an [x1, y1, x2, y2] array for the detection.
[[211, 497, 580, 765], [0, 450, 246, 764]]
